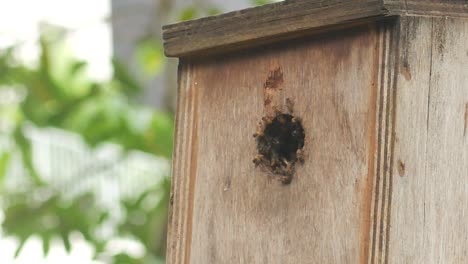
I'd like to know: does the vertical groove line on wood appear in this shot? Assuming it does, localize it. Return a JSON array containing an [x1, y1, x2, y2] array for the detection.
[[180, 62, 193, 264], [369, 19, 397, 264], [377, 22, 391, 264], [384, 16, 400, 264], [422, 17, 435, 257], [379, 20, 397, 264], [369, 21, 386, 264], [377, 21, 392, 264], [179, 61, 198, 264], [184, 63, 199, 264], [360, 22, 381, 264]]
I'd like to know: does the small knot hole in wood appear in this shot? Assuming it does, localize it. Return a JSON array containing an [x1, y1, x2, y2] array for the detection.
[[253, 113, 305, 184]]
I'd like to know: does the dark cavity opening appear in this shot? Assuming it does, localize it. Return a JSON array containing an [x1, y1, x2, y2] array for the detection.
[[255, 113, 305, 183]]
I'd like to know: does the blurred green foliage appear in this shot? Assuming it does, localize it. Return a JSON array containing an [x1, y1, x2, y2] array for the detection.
[[135, 38, 166, 77], [0, 28, 172, 263], [118, 177, 170, 261], [3, 192, 109, 257], [177, 5, 222, 21], [1, 35, 173, 158]]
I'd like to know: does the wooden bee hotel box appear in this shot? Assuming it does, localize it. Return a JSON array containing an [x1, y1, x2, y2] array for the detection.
[[162, 1, 468, 263]]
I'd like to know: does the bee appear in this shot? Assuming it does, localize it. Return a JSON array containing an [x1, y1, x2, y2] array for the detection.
[[279, 174, 292, 184], [270, 152, 279, 167], [273, 105, 282, 116], [253, 97, 305, 185], [276, 114, 288, 125], [296, 148, 305, 163], [262, 116, 273, 125], [291, 116, 302, 123], [252, 154, 264, 166], [253, 122, 264, 138], [282, 158, 292, 172]]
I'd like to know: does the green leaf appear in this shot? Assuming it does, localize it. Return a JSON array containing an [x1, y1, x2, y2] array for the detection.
[[14, 239, 27, 258], [61, 232, 71, 253], [151, 255, 166, 264], [179, 6, 198, 21], [148, 112, 174, 158], [69, 61, 87, 77], [112, 58, 142, 96], [42, 233, 51, 256], [98, 211, 110, 224], [38, 37, 65, 101], [135, 38, 165, 76], [13, 126, 43, 185], [2, 191, 109, 257], [112, 253, 144, 264], [0, 151, 11, 185], [117, 177, 171, 256], [251, 0, 277, 6], [134, 189, 153, 208]]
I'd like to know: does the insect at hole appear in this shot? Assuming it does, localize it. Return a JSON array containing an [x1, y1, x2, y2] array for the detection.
[[253, 113, 305, 184]]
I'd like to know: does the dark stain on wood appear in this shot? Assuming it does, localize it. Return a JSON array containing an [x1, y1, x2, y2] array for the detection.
[[355, 178, 361, 194], [400, 61, 412, 81], [263, 67, 284, 117], [434, 20, 447, 59], [397, 160, 405, 177], [264, 68, 284, 89], [400, 16, 420, 78], [254, 68, 308, 184]]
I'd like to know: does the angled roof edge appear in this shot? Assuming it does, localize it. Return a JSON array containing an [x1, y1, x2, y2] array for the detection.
[[163, 0, 467, 58]]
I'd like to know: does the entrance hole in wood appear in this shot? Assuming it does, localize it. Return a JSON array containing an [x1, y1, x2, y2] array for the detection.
[[253, 113, 305, 184]]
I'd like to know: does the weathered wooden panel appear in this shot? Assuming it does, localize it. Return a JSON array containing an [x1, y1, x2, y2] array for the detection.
[[166, 22, 399, 263], [165, 1, 468, 262], [387, 16, 433, 264], [389, 17, 468, 263]]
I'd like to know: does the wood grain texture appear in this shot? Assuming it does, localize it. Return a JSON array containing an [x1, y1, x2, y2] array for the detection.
[[389, 16, 468, 264], [167, 21, 398, 264], [384, 0, 468, 17], [163, 0, 388, 57], [167, 7, 468, 263]]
